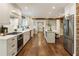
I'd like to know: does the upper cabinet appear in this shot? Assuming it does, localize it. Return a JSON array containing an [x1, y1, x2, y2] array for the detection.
[[0, 4, 21, 25], [10, 5, 21, 20], [0, 4, 10, 25]]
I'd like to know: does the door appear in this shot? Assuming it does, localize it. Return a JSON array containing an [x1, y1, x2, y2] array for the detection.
[[64, 15, 74, 55], [37, 22, 44, 32]]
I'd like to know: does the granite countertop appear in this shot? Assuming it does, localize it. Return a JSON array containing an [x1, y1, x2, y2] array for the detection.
[[0, 35, 16, 40], [0, 28, 33, 40], [45, 30, 55, 33]]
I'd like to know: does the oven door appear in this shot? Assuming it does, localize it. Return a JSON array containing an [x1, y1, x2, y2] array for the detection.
[[17, 34, 23, 51]]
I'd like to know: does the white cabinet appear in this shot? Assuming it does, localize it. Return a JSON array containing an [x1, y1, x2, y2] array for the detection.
[[45, 31, 55, 43], [23, 31, 30, 45], [31, 29, 34, 37], [0, 4, 10, 24], [7, 37, 17, 56], [0, 36, 17, 56], [0, 4, 21, 25]]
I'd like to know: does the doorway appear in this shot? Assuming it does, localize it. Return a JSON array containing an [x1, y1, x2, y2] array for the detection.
[[37, 22, 44, 32]]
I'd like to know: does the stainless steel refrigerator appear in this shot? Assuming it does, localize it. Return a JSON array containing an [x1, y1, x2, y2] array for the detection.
[[64, 15, 74, 55]]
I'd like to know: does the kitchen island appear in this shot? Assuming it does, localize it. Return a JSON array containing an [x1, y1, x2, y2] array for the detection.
[[44, 30, 55, 43]]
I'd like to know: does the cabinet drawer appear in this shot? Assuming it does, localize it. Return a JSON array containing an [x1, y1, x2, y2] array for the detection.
[[46, 32, 55, 43], [47, 35, 55, 39], [7, 38, 16, 45], [8, 48, 17, 56], [7, 43, 16, 51], [7, 37, 17, 53]]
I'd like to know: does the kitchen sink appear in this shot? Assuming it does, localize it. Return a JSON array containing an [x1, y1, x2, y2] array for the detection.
[[7, 32, 22, 35]]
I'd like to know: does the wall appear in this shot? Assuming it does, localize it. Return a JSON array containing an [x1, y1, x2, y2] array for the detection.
[[27, 17, 34, 29], [76, 3, 79, 56], [56, 20, 60, 35], [33, 20, 46, 33], [45, 20, 56, 31], [60, 20, 64, 35], [18, 16, 34, 31], [65, 4, 75, 16], [45, 19, 61, 36], [33, 19, 61, 35]]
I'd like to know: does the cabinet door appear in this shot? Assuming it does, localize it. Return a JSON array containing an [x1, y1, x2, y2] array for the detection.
[[23, 31, 30, 45], [23, 33, 27, 45], [7, 37, 17, 56], [31, 30, 33, 37], [0, 4, 10, 24], [7, 48, 17, 56], [46, 32, 55, 43]]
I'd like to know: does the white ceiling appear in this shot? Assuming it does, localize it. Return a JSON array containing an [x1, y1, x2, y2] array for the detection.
[[16, 3, 70, 18]]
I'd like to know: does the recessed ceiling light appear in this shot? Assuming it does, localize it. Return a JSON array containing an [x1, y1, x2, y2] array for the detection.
[[52, 6, 55, 9]]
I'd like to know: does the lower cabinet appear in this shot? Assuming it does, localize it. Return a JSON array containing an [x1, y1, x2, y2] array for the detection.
[[31, 29, 34, 37], [0, 30, 34, 56], [23, 31, 30, 45], [7, 47, 17, 56], [7, 37, 17, 56], [0, 36, 17, 56]]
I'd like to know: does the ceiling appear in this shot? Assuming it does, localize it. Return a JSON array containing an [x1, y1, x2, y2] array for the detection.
[[16, 3, 71, 18]]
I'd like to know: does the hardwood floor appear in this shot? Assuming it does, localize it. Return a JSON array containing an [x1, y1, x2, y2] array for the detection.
[[17, 32, 70, 56]]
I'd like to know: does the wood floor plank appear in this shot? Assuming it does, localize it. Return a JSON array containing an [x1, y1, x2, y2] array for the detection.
[[17, 32, 70, 56]]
